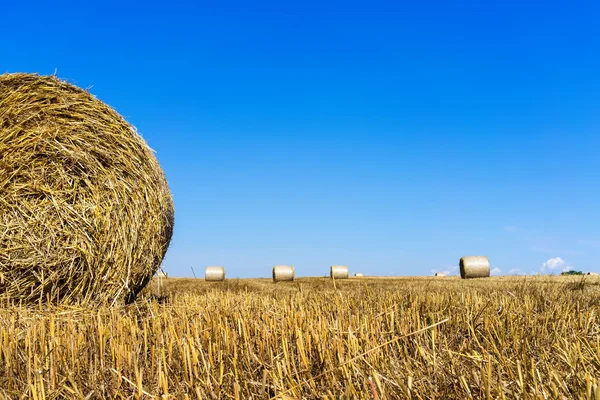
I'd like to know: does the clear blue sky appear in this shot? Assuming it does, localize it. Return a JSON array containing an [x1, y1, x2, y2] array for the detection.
[[3, 1, 599, 277]]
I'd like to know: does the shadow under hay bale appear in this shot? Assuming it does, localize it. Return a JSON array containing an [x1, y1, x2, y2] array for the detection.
[[459, 256, 490, 279], [0, 73, 174, 305]]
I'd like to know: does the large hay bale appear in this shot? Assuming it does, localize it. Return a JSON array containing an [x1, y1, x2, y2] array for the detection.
[[272, 265, 294, 282], [330, 265, 349, 279], [205, 266, 225, 281], [459, 256, 490, 279], [0, 73, 174, 304]]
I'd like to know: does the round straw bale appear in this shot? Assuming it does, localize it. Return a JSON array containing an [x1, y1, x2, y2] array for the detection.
[[272, 265, 294, 282], [459, 256, 490, 279], [205, 266, 225, 281], [434, 272, 446, 277], [330, 265, 349, 279], [353, 272, 364, 277], [0, 73, 174, 304]]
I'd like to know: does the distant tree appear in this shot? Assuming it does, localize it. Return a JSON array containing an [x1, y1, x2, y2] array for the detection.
[[560, 270, 584, 276]]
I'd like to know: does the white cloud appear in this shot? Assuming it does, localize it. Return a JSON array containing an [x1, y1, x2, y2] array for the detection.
[[540, 257, 574, 274], [491, 267, 502, 275], [508, 268, 528, 276], [431, 266, 457, 276], [541, 257, 566, 272]]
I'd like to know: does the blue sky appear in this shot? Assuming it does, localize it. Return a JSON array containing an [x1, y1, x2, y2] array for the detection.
[[3, 1, 599, 277]]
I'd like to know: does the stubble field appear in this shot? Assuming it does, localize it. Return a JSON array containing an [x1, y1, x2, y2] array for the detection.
[[1, 275, 599, 399]]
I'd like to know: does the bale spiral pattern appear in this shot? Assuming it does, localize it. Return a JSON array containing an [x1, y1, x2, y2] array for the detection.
[[0, 73, 174, 304]]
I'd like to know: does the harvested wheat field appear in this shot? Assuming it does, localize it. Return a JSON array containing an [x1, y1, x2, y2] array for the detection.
[[1, 276, 599, 399]]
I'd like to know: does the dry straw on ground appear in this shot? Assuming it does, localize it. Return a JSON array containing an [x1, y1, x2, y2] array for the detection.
[[0, 73, 174, 304], [330, 265, 349, 279], [3, 276, 599, 398], [459, 256, 490, 279], [205, 266, 225, 281], [272, 265, 294, 282]]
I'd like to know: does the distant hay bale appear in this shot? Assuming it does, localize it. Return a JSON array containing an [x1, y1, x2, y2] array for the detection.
[[354, 272, 364, 277], [0, 73, 174, 304], [205, 266, 225, 282], [272, 265, 294, 282], [434, 272, 446, 277], [459, 256, 490, 279], [587, 272, 599, 276], [330, 265, 349, 279]]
